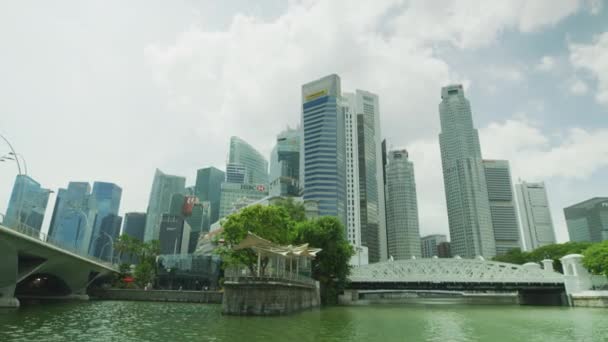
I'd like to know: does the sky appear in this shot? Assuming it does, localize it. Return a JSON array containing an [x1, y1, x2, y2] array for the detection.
[[1, 0, 607, 243]]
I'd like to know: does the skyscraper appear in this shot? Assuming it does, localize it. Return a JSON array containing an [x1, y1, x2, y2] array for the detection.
[[483, 160, 521, 255], [89, 182, 122, 260], [515, 181, 556, 251], [48, 182, 97, 254], [194, 167, 225, 225], [385, 149, 421, 259], [144, 169, 186, 242], [219, 183, 268, 219], [122, 212, 147, 242], [158, 214, 191, 255], [346, 90, 387, 263], [439, 84, 495, 258], [564, 197, 608, 243], [301, 74, 346, 225], [421, 234, 448, 258], [269, 127, 301, 197], [4, 175, 51, 231], [228, 136, 269, 185]]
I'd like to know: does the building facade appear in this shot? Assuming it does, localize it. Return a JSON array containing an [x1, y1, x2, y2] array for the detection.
[[228, 136, 269, 185], [88, 182, 122, 259], [158, 214, 191, 255], [144, 169, 186, 242], [483, 160, 521, 255], [194, 167, 225, 225], [122, 212, 147, 242], [564, 197, 608, 243], [4, 174, 51, 231], [439, 84, 495, 258], [515, 181, 556, 251], [218, 183, 269, 219], [385, 149, 421, 259], [421, 234, 448, 258], [269, 127, 301, 197], [301, 74, 347, 225], [341, 95, 362, 255]]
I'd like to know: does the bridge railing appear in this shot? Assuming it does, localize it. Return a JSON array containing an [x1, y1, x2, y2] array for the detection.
[[224, 265, 317, 287], [5, 223, 116, 269]]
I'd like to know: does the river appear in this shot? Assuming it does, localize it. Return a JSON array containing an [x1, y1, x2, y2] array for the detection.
[[1, 301, 607, 341]]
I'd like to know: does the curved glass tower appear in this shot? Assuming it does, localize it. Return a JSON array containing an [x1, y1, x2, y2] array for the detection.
[[228, 136, 268, 185], [439, 85, 495, 258], [144, 169, 186, 242]]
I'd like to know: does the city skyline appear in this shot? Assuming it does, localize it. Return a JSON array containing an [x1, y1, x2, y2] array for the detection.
[[2, 2, 608, 244]]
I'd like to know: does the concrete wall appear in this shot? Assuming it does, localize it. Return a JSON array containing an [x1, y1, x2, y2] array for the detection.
[[339, 290, 520, 305], [571, 291, 608, 308], [90, 289, 222, 304], [222, 281, 320, 316]]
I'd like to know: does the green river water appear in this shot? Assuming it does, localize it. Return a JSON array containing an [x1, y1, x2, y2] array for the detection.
[[1, 301, 607, 342]]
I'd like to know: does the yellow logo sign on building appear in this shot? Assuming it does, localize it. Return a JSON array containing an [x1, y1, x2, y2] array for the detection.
[[305, 89, 328, 101]]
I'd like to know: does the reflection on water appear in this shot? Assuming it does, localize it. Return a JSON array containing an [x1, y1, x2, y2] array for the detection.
[[1, 301, 608, 342]]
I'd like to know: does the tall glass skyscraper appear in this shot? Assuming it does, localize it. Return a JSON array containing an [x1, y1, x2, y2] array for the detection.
[[385, 149, 421, 259], [194, 167, 225, 225], [439, 84, 495, 258], [482, 160, 521, 255], [122, 212, 147, 242], [228, 136, 268, 185], [4, 175, 51, 231], [48, 182, 97, 254], [515, 181, 556, 250], [345, 90, 387, 263], [88, 182, 122, 260], [144, 169, 186, 242], [269, 127, 301, 197], [301, 74, 346, 225], [564, 197, 608, 243], [341, 95, 362, 255]]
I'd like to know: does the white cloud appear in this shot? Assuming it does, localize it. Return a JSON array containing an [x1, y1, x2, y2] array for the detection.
[[484, 65, 525, 82], [536, 56, 556, 71], [569, 78, 589, 95], [569, 32, 608, 105]]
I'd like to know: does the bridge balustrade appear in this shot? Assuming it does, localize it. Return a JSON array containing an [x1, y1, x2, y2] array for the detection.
[[224, 265, 316, 287]]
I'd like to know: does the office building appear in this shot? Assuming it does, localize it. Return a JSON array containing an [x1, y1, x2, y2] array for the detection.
[[158, 214, 191, 255], [218, 183, 269, 219], [439, 84, 495, 258], [421, 234, 448, 258], [483, 160, 521, 255], [194, 167, 225, 225], [48, 182, 97, 254], [301, 74, 346, 225], [122, 212, 147, 242], [4, 175, 51, 231], [144, 169, 186, 242], [385, 149, 421, 259], [88, 182, 122, 259], [437, 242, 452, 258], [564, 197, 608, 243], [269, 127, 301, 197], [227, 136, 269, 185], [515, 181, 556, 250]]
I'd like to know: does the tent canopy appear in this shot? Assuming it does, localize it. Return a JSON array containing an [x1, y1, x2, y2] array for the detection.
[[233, 231, 321, 258]]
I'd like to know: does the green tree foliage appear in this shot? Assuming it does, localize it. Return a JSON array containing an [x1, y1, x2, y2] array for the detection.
[[292, 216, 354, 305], [272, 197, 307, 223], [218, 205, 295, 274], [134, 261, 155, 288], [583, 240, 608, 276], [493, 242, 594, 272]]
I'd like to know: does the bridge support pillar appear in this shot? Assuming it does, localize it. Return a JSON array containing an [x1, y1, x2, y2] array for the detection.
[[0, 240, 19, 308]]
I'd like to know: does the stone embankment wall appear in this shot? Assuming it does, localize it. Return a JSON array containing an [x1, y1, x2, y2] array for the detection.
[[339, 290, 520, 305], [571, 291, 608, 308], [90, 289, 222, 304], [222, 281, 320, 316]]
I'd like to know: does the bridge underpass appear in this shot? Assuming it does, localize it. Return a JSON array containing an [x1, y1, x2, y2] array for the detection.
[[345, 258, 568, 306], [0, 224, 118, 308]]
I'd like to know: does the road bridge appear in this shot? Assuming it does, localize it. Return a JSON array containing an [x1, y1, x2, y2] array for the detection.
[[0, 224, 118, 308]]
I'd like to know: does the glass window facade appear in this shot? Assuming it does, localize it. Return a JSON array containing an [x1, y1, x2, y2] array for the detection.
[[144, 169, 186, 242], [564, 197, 608, 243], [88, 182, 122, 260], [4, 174, 51, 231], [194, 167, 225, 226]]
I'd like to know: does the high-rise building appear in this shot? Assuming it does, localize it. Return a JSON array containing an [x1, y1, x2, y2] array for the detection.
[[218, 183, 268, 219], [4, 175, 51, 231], [421, 234, 448, 258], [437, 242, 452, 258], [439, 84, 495, 258], [88, 182, 122, 259], [228, 136, 269, 185], [483, 160, 521, 255], [301, 74, 346, 225], [144, 169, 186, 242], [122, 212, 147, 242], [341, 95, 362, 255], [194, 167, 225, 225], [158, 214, 191, 255], [515, 181, 556, 250], [564, 197, 608, 243], [345, 90, 387, 263], [48, 182, 97, 254], [269, 127, 301, 197], [385, 149, 421, 259]]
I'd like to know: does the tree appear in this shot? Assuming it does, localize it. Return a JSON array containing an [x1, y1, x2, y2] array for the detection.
[[292, 216, 354, 305], [493, 248, 530, 265], [583, 240, 608, 276], [492, 242, 594, 272], [272, 197, 307, 223], [218, 205, 295, 275]]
